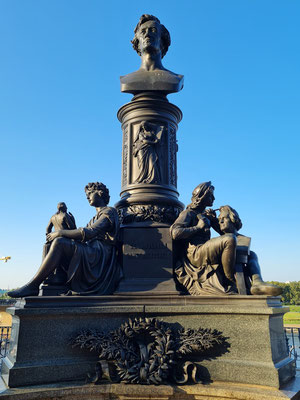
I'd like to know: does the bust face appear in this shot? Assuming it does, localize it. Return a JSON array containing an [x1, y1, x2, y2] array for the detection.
[[136, 20, 162, 56], [218, 210, 236, 234]]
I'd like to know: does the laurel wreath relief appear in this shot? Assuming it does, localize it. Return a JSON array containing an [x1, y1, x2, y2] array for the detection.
[[72, 317, 229, 385]]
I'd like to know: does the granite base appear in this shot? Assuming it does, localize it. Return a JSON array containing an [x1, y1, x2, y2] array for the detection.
[[1, 379, 300, 400], [1, 295, 295, 390]]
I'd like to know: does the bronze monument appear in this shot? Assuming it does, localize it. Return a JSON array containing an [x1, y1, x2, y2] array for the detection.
[[7, 14, 282, 300], [2, 15, 295, 398]]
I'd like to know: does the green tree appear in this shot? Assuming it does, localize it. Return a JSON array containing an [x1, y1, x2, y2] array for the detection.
[[0, 291, 10, 299], [268, 281, 291, 304], [289, 282, 300, 305]]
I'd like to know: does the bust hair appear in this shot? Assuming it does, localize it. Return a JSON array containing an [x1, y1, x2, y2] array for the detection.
[[219, 205, 243, 231], [187, 181, 213, 209], [85, 182, 110, 205], [132, 14, 171, 58]]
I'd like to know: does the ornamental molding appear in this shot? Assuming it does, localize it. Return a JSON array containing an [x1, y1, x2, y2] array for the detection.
[[72, 317, 229, 385]]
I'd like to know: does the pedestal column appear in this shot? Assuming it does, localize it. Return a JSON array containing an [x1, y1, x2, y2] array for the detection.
[[115, 93, 184, 225], [115, 93, 183, 294]]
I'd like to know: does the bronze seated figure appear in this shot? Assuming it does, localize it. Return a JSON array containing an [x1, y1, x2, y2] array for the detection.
[[8, 182, 122, 298], [170, 182, 281, 296]]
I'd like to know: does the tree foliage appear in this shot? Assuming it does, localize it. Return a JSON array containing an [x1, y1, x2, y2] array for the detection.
[[268, 281, 300, 305], [0, 292, 11, 299]]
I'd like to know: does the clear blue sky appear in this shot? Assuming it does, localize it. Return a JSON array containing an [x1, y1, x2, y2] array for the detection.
[[0, 0, 299, 288]]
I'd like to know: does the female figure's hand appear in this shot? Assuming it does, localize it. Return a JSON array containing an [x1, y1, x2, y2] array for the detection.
[[196, 216, 210, 230], [46, 231, 62, 242]]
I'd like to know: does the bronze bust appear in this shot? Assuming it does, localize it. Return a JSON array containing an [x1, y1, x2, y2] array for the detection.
[[120, 14, 184, 94]]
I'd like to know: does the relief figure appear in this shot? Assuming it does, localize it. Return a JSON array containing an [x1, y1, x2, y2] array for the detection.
[[133, 121, 163, 184]]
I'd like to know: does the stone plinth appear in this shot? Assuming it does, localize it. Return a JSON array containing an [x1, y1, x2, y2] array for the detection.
[[115, 92, 184, 294], [116, 225, 177, 293], [1, 379, 300, 400], [1, 296, 295, 389]]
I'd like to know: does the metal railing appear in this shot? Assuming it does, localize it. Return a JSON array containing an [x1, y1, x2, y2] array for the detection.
[[0, 326, 11, 359], [284, 327, 300, 366]]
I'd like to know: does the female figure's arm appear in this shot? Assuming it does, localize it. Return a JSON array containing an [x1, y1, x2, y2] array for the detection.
[[47, 229, 82, 242], [47, 211, 113, 243], [45, 218, 54, 234], [143, 138, 158, 145], [170, 211, 208, 240], [204, 209, 222, 235], [80, 213, 112, 242]]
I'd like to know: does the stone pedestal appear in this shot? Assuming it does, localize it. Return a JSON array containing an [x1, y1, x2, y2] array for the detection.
[[115, 93, 184, 293], [1, 379, 300, 400], [1, 296, 295, 390], [116, 225, 177, 293]]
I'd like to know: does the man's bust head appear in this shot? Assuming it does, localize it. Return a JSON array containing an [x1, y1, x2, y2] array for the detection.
[[120, 15, 183, 94], [132, 14, 170, 59], [218, 205, 242, 234]]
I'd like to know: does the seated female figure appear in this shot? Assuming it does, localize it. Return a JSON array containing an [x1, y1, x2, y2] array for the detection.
[[8, 182, 122, 298]]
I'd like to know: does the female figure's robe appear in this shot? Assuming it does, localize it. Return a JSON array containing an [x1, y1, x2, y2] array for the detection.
[[133, 136, 161, 184], [64, 206, 122, 295]]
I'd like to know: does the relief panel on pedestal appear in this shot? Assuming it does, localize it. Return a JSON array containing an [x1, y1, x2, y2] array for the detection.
[[122, 121, 178, 189], [132, 121, 166, 185], [121, 124, 129, 188], [119, 120, 182, 225], [168, 125, 178, 188]]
